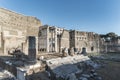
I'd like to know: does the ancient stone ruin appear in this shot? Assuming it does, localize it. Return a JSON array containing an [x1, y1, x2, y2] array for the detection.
[[0, 7, 120, 80], [0, 8, 41, 58]]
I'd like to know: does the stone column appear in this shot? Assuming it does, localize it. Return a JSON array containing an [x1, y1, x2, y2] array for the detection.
[[97, 40, 100, 53], [28, 36, 36, 61], [3, 39, 7, 55], [47, 27, 49, 52], [22, 37, 28, 55], [55, 28, 57, 52], [36, 37, 38, 55], [3, 37, 10, 55], [0, 32, 4, 54]]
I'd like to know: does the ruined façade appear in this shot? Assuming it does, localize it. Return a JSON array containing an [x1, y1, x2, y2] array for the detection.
[[0, 8, 41, 59]]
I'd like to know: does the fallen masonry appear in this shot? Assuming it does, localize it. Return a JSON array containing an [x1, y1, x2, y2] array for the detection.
[[0, 54, 103, 80], [45, 55, 102, 80], [0, 56, 44, 80], [0, 67, 16, 80]]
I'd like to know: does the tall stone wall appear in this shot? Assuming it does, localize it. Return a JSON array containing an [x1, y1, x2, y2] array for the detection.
[[38, 26, 48, 52], [87, 32, 100, 53], [0, 8, 41, 55], [0, 8, 41, 36], [60, 30, 70, 51], [69, 30, 100, 53], [69, 30, 75, 48]]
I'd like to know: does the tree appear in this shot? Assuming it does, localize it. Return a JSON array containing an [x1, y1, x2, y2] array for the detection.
[[100, 32, 118, 42], [106, 32, 118, 38]]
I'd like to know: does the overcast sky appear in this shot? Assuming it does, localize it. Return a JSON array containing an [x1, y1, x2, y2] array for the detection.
[[0, 0, 120, 35]]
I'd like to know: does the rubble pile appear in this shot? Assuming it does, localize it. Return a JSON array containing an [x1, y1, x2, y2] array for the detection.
[[46, 55, 102, 80], [0, 67, 16, 80]]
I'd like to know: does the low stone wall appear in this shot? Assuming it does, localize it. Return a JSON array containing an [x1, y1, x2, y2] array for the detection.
[[0, 57, 42, 80], [16, 62, 42, 80]]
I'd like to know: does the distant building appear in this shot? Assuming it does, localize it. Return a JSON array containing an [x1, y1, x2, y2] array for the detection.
[[38, 25, 57, 52], [69, 30, 100, 53], [100, 36, 120, 53], [38, 26, 100, 54], [58, 29, 70, 52], [87, 32, 100, 53], [38, 25, 70, 53]]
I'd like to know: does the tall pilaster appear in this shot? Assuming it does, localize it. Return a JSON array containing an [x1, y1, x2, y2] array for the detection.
[[22, 37, 28, 55], [36, 37, 38, 55], [55, 27, 57, 52], [47, 26, 49, 52], [3, 39, 8, 55]]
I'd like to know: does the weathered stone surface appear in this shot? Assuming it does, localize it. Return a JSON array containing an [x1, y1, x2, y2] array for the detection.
[[16, 61, 42, 80], [82, 74, 90, 78], [79, 77, 88, 80], [53, 64, 79, 78], [46, 55, 90, 66], [62, 48, 69, 57], [69, 47, 74, 56], [66, 73, 78, 80], [46, 55, 91, 79], [46, 55, 103, 80], [0, 67, 16, 80], [69, 30, 100, 53], [0, 8, 41, 55], [85, 60, 100, 69], [38, 25, 69, 53]]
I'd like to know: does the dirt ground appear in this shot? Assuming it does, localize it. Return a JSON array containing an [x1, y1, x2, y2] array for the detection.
[[89, 53, 120, 80], [96, 60, 120, 80]]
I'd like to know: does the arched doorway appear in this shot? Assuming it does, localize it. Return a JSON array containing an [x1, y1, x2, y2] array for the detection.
[[81, 47, 87, 54], [91, 46, 94, 51]]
